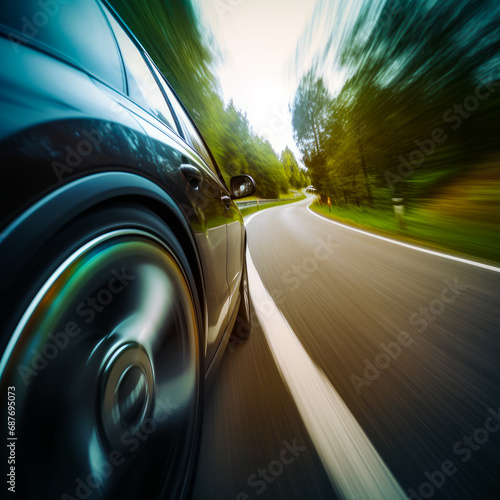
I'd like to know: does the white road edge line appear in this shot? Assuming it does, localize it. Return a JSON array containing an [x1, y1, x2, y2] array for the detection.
[[307, 202, 500, 273], [244, 212, 407, 500]]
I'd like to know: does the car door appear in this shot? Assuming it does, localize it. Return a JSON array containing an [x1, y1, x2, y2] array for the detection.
[[165, 92, 243, 324], [225, 200, 244, 316], [101, 6, 230, 362], [158, 77, 234, 357]]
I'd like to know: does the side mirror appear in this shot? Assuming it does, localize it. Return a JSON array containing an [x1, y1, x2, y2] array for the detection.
[[230, 175, 256, 199]]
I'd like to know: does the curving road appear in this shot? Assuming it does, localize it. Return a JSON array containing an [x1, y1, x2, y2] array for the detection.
[[192, 196, 500, 500]]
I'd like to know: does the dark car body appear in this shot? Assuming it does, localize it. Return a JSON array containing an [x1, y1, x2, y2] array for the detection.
[[0, 0, 247, 372], [0, 1, 254, 498]]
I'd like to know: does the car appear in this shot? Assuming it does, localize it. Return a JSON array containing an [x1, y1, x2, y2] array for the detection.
[[0, 1, 256, 498]]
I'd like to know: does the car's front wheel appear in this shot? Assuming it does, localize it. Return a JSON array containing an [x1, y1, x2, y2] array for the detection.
[[0, 205, 202, 499]]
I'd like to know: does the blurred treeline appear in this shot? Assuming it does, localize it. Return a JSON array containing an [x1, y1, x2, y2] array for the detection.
[[292, 0, 500, 212], [109, 0, 308, 198]]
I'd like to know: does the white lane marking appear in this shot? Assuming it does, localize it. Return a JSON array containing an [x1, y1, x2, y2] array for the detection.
[[244, 245, 407, 499], [307, 203, 500, 273], [243, 195, 313, 227]]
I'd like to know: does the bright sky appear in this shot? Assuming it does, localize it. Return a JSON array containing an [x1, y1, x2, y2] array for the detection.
[[195, 0, 319, 163]]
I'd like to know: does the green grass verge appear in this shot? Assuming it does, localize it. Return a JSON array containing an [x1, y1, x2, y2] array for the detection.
[[310, 202, 500, 264], [240, 194, 306, 218]]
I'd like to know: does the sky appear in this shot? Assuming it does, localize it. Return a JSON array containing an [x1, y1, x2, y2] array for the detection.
[[194, 0, 368, 164], [195, 0, 319, 163]]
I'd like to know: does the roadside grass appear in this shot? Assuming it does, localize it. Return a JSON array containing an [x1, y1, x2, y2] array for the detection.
[[241, 194, 306, 218], [310, 202, 500, 264]]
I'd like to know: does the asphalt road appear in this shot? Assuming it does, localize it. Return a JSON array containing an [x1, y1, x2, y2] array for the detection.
[[192, 196, 500, 500]]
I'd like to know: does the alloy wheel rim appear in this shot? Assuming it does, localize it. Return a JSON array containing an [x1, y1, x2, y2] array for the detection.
[[0, 230, 199, 499]]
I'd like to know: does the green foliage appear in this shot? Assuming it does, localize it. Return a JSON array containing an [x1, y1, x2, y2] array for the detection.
[[109, 0, 300, 198], [281, 147, 307, 189], [292, 71, 332, 159], [292, 0, 500, 209], [311, 200, 500, 263]]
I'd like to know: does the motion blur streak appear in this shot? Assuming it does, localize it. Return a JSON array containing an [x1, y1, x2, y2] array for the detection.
[[244, 212, 406, 500], [306, 203, 500, 274]]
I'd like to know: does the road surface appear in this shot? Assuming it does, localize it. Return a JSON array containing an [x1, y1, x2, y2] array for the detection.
[[192, 196, 500, 500]]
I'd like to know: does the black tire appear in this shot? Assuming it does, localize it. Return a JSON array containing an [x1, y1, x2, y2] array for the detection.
[[0, 203, 203, 500]]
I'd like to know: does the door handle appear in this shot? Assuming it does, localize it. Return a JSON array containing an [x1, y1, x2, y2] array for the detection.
[[179, 164, 202, 188], [221, 195, 231, 209]]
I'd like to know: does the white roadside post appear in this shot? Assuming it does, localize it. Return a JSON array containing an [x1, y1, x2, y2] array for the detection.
[[392, 198, 406, 229]]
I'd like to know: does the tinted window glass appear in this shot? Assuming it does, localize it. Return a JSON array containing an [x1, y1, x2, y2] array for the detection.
[[159, 79, 216, 171], [147, 59, 180, 131], [0, 0, 123, 90], [103, 12, 176, 131], [182, 116, 213, 167]]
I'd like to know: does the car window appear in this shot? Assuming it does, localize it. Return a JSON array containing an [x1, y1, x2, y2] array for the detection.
[[181, 115, 214, 169], [157, 77, 220, 176], [0, 0, 123, 91], [103, 10, 177, 132]]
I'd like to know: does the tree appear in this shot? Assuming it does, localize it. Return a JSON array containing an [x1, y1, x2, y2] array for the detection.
[[110, 0, 294, 198], [292, 71, 332, 159], [292, 0, 500, 207], [280, 147, 305, 189]]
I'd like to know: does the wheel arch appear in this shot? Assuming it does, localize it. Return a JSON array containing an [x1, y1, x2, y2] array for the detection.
[[0, 171, 207, 361]]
